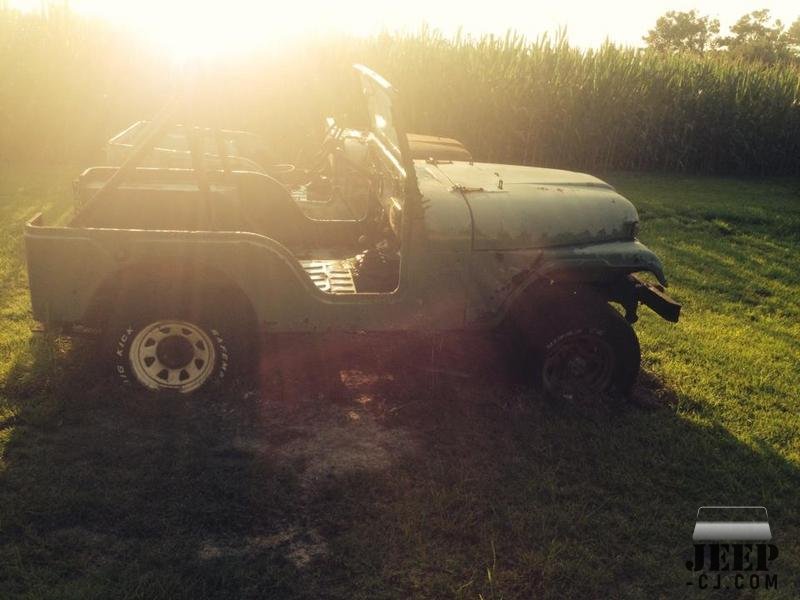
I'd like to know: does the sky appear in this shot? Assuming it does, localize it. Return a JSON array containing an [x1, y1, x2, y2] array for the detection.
[[8, 0, 800, 57]]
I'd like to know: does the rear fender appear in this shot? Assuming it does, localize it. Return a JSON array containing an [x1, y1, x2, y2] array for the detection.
[[83, 260, 258, 330]]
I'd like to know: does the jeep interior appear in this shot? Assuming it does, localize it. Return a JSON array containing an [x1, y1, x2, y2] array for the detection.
[[70, 66, 409, 296]]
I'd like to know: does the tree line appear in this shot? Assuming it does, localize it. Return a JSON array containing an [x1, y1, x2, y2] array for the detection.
[[644, 9, 800, 64]]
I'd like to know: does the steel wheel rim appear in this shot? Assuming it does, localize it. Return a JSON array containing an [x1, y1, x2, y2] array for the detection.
[[129, 320, 216, 393], [542, 332, 615, 398]]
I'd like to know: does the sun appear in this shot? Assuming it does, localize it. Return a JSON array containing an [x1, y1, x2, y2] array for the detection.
[[99, 1, 330, 61], [10, 0, 392, 62]]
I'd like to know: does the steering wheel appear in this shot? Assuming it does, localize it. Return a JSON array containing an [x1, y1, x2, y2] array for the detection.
[[307, 119, 371, 179]]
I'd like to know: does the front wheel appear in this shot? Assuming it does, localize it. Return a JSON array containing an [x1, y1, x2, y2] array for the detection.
[[522, 295, 641, 400]]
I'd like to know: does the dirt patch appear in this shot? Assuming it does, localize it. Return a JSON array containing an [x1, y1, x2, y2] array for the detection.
[[631, 370, 678, 409], [246, 344, 424, 487], [275, 405, 414, 486], [234, 378, 418, 487], [199, 527, 327, 568], [284, 529, 328, 568]]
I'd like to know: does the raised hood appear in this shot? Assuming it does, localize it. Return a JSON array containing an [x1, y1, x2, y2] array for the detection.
[[427, 161, 639, 250]]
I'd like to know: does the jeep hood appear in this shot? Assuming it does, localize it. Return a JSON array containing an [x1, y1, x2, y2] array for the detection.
[[423, 161, 639, 250]]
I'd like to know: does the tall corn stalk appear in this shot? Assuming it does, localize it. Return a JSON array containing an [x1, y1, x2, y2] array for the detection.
[[1, 8, 798, 175]]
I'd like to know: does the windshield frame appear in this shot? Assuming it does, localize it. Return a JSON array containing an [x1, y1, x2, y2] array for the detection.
[[353, 64, 418, 194]]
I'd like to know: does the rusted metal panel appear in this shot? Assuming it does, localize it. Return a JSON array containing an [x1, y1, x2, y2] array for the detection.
[[464, 241, 670, 325], [25, 64, 679, 341], [425, 161, 638, 251], [630, 274, 681, 322]]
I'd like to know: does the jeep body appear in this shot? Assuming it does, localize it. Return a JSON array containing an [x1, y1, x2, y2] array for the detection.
[[24, 65, 679, 396]]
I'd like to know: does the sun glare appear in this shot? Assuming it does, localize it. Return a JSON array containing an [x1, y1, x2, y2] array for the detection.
[[100, 1, 350, 61], [8, 0, 800, 58], [11, 0, 401, 62]]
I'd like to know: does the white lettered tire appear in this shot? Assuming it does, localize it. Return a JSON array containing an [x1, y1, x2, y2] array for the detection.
[[112, 318, 232, 394]]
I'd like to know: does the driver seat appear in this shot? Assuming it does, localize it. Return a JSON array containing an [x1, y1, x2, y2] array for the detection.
[[232, 171, 362, 249]]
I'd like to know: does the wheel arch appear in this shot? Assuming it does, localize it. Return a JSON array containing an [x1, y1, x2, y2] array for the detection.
[[82, 259, 259, 333], [500, 272, 642, 397], [500, 275, 610, 333]]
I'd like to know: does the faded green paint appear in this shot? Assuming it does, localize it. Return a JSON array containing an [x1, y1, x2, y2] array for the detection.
[[24, 65, 674, 336], [25, 184, 666, 332], [423, 161, 639, 251]]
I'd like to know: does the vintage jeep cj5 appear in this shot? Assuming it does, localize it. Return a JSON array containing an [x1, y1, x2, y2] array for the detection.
[[24, 65, 680, 398]]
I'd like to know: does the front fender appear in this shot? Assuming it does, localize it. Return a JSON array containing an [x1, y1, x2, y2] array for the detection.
[[536, 240, 667, 286], [467, 240, 668, 326]]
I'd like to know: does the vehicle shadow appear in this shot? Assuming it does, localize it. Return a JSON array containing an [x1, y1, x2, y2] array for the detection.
[[1, 333, 798, 599]]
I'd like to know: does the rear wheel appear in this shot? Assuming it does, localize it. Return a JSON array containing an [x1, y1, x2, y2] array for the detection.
[[106, 303, 254, 395], [125, 319, 224, 393]]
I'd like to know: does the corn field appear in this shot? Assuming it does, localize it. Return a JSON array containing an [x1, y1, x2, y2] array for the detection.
[[2, 8, 799, 175]]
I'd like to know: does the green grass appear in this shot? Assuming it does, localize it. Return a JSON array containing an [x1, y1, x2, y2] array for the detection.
[[1, 164, 799, 598]]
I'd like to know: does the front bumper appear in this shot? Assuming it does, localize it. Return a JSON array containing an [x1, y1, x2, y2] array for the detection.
[[629, 274, 681, 323]]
